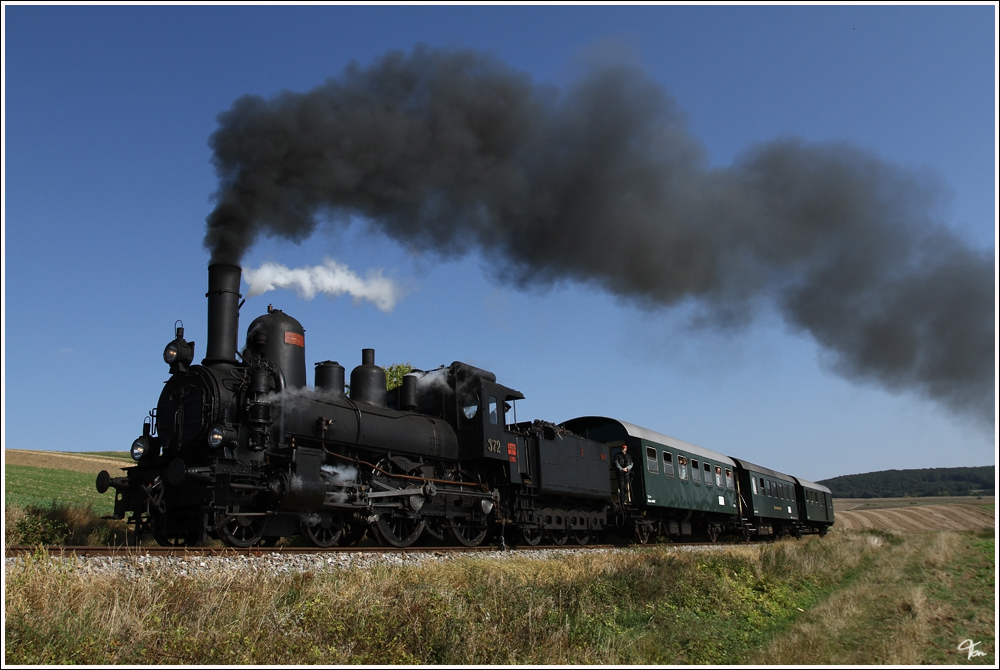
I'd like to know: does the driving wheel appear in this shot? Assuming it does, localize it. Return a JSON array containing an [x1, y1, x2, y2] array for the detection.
[[217, 512, 265, 548]]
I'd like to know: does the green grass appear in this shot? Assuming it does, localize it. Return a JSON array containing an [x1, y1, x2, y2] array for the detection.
[[5, 536, 877, 665], [921, 530, 995, 664], [3, 517, 994, 664], [5, 465, 113, 516]]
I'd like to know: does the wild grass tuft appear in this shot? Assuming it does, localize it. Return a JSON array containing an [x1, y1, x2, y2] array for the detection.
[[5, 503, 129, 547]]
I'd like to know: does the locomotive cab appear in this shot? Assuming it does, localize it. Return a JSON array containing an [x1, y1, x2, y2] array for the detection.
[[457, 377, 524, 468]]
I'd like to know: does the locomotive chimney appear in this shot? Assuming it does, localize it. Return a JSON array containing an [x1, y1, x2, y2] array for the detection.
[[205, 263, 242, 363]]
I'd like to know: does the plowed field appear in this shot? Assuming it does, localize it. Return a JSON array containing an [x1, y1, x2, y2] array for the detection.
[[834, 499, 994, 532]]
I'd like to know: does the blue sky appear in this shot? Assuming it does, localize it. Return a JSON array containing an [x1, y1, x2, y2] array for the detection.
[[2, 3, 996, 482]]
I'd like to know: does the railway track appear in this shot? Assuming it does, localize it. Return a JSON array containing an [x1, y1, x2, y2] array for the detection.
[[5, 543, 625, 558]]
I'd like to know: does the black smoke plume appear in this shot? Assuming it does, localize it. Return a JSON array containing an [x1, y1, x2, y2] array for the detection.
[[205, 45, 995, 426]]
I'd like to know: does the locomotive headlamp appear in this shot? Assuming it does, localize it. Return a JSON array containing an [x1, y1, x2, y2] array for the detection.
[[164, 322, 194, 373], [131, 436, 150, 461], [208, 425, 225, 448], [208, 424, 236, 448], [164, 339, 194, 369]]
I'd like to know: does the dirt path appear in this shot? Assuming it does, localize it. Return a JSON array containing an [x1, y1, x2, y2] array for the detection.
[[835, 504, 994, 532]]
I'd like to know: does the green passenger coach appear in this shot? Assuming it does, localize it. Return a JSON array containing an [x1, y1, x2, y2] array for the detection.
[[730, 457, 802, 538], [560, 416, 738, 542], [793, 477, 834, 535]]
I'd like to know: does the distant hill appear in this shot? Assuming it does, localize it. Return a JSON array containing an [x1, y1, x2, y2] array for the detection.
[[818, 466, 995, 499]]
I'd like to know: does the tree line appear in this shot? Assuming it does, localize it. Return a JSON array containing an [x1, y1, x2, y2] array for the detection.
[[817, 466, 994, 499]]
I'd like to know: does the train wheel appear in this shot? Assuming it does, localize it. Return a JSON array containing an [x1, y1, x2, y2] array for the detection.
[[634, 524, 651, 545], [519, 527, 544, 546], [449, 516, 489, 547], [549, 529, 569, 546], [217, 513, 265, 548], [302, 513, 345, 548], [707, 525, 720, 543], [573, 530, 590, 546], [375, 513, 426, 548], [146, 511, 199, 547]]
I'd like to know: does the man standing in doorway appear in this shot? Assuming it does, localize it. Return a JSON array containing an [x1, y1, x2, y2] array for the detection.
[[615, 444, 634, 505]]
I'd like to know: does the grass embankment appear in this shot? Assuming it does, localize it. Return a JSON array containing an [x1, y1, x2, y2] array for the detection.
[[4, 465, 115, 515], [5, 530, 995, 665], [5, 466, 122, 547]]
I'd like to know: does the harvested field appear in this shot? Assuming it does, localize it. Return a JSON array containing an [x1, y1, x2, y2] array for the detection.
[[3, 449, 128, 475], [834, 496, 994, 512], [834, 502, 994, 532]]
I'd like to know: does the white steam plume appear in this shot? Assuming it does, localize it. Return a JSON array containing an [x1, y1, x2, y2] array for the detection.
[[243, 258, 401, 312]]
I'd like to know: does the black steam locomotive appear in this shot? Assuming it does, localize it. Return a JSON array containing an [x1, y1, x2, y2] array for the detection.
[[96, 264, 834, 548]]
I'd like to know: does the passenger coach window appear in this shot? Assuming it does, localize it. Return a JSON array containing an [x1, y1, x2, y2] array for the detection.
[[646, 446, 658, 473], [678, 456, 688, 480], [663, 452, 674, 477], [714, 466, 723, 487], [725, 469, 734, 490], [704, 462, 712, 486], [691, 460, 700, 484]]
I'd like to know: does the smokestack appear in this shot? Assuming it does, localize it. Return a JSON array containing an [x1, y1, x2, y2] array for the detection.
[[205, 264, 242, 363]]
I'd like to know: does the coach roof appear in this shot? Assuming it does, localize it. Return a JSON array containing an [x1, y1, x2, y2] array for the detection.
[[730, 457, 797, 483], [561, 416, 736, 467], [793, 477, 833, 494]]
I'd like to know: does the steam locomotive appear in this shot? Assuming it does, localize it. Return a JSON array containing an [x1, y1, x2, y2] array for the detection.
[[96, 264, 834, 548]]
